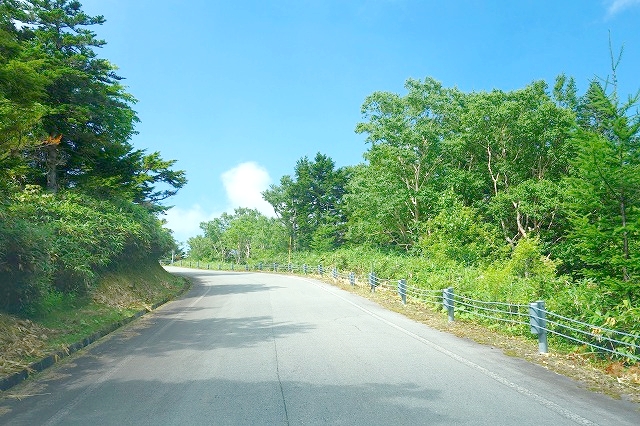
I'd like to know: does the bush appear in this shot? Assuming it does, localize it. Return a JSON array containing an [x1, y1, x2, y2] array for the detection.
[[470, 237, 561, 303], [418, 200, 503, 267], [0, 186, 176, 314], [0, 207, 53, 313]]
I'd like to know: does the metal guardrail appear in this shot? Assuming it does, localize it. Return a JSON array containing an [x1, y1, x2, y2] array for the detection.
[[170, 259, 640, 362]]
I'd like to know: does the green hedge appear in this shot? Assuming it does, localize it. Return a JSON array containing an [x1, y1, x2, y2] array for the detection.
[[0, 186, 173, 313]]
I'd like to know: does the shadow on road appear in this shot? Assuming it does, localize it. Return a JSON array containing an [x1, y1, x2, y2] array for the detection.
[[206, 283, 283, 296], [0, 376, 448, 425], [129, 314, 316, 356]]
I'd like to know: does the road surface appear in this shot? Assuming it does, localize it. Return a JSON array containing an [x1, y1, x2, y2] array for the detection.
[[0, 267, 638, 425]]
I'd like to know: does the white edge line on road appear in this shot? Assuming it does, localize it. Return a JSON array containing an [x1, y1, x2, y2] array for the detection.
[[300, 277, 598, 426]]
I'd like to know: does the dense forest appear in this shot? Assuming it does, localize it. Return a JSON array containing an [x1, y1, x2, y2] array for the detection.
[[189, 64, 640, 335], [0, 1, 185, 314]]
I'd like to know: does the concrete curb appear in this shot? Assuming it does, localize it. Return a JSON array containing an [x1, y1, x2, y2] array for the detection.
[[0, 281, 190, 392]]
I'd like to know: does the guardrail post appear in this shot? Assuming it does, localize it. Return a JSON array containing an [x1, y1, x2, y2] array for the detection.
[[398, 279, 407, 305], [245, 264, 249, 271], [369, 272, 376, 292], [303, 264, 308, 274], [443, 287, 454, 322], [318, 264, 323, 275], [273, 262, 278, 272], [231, 263, 234, 270], [529, 300, 548, 353], [288, 263, 292, 273], [332, 268, 338, 279], [349, 272, 355, 286]]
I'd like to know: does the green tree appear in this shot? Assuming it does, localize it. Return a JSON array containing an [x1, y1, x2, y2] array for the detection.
[[221, 208, 283, 263], [453, 81, 575, 246], [348, 78, 459, 250], [191, 215, 232, 261], [263, 153, 348, 252], [564, 72, 640, 290], [418, 192, 502, 266], [0, 2, 48, 162], [0, 1, 186, 313], [348, 76, 575, 256], [186, 235, 219, 262], [0, 1, 186, 210], [80, 148, 187, 211], [17, 0, 138, 194], [345, 146, 429, 249], [189, 209, 285, 263]]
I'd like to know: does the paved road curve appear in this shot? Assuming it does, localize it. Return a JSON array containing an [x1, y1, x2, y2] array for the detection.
[[1, 268, 638, 425]]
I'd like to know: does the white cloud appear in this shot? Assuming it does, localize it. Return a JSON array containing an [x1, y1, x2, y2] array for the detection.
[[163, 162, 276, 244], [221, 162, 276, 217], [163, 204, 219, 244], [605, 0, 640, 17]]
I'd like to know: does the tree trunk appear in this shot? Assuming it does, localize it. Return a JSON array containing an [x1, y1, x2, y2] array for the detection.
[[620, 198, 630, 281], [45, 145, 58, 193]]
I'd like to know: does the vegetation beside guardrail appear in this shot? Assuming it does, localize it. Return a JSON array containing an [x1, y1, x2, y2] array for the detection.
[[171, 259, 640, 363]]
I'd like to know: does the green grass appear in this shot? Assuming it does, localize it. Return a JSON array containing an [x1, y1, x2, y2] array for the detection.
[[0, 261, 189, 376]]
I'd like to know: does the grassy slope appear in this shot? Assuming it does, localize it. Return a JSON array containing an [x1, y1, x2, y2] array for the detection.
[[0, 262, 188, 378]]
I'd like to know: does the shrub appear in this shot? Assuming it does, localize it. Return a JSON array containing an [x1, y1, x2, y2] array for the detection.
[[1, 186, 176, 313], [0, 207, 53, 312], [418, 201, 503, 267]]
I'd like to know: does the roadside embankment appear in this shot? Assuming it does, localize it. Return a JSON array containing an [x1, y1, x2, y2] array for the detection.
[[0, 262, 189, 391]]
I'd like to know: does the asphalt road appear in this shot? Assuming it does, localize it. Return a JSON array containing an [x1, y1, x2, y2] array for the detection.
[[1, 267, 638, 425]]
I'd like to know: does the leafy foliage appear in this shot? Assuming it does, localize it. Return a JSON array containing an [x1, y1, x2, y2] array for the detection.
[[0, 186, 175, 313], [0, 204, 53, 312], [0, 2, 184, 315], [417, 193, 502, 267], [563, 78, 640, 296], [263, 153, 349, 252], [0, 0, 185, 209], [348, 78, 457, 249], [188, 208, 286, 263], [347, 71, 637, 297], [0, 4, 49, 158]]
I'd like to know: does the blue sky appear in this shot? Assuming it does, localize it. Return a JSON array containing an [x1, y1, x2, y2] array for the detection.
[[79, 0, 640, 244]]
